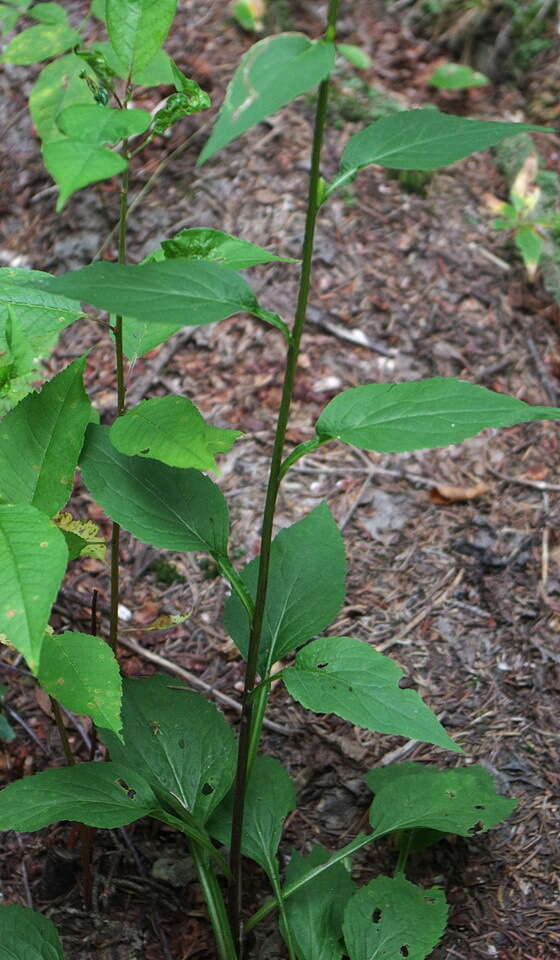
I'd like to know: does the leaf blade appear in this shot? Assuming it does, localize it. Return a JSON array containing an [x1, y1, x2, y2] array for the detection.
[[106, 0, 177, 74], [0, 905, 64, 960]]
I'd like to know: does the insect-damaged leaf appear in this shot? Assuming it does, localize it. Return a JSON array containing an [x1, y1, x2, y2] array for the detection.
[[0, 904, 64, 960], [159, 227, 296, 270]]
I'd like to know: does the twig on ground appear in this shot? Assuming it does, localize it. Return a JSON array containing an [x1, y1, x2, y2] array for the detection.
[[3, 703, 49, 755], [486, 464, 560, 492], [526, 334, 558, 405], [306, 306, 397, 357], [16, 835, 33, 909], [125, 330, 196, 406], [375, 569, 464, 653]]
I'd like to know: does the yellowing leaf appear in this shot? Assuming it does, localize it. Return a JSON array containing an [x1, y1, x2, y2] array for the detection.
[[53, 511, 106, 560], [123, 612, 191, 632]]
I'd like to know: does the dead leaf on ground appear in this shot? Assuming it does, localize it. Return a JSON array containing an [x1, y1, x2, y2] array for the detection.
[[430, 481, 490, 504]]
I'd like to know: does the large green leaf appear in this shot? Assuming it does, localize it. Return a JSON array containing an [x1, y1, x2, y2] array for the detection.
[[79, 425, 230, 556], [199, 33, 335, 163], [283, 637, 460, 753], [0, 905, 64, 960], [208, 755, 296, 873], [0, 504, 67, 672], [0, 268, 81, 355], [56, 104, 151, 142], [42, 138, 128, 211], [328, 109, 549, 194], [28, 259, 280, 356], [100, 675, 236, 823], [284, 845, 355, 960], [0, 356, 92, 515], [0, 762, 161, 831], [315, 378, 560, 453], [29, 2, 68, 25], [106, 0, 177, 74], [343, 875, 448, 960], [110, 396, 242, 472], [1, 22, 79, 64], [224, 504, 346, 674], [30, 54, 97, 142], [365, 763, 517, 840], [38, 632, 122, 736], [159, 228, 297, 270]]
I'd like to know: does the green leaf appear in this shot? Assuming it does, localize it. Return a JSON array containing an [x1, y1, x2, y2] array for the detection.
[[429, 62, 489, 90], [224, 503, 346, 674], [208, 755, 296, 873], [0, 267, 81, 356], [79, 425, 230, 556], [328, 109, 550, 194], [28, 259, 278, 357], [0, 4, 23, 33], [232, 0, 264, 32], [365, 763, 517, 840], [515, 225, 542, 279], [337, 43, 371, 70], [0, 307, 36, 415], [0, 504, 67, 672], [106, 0, 177, 74], [1, 22, 79, 64], [284, 845, 355, 960], [100, 675, 236, 823], [30, 54, 98, 142], [0, 356, 93, 515], [56, 104, 151, 142], [90, 40, 174, 86], [153, 89, 211, 134], [90, 0, 105, 20], [110, 396, 242, 472], [0, 712, 15, 742], [38, 631, 122, 736], [0, 904, 64, 960], [29, 2, 68, 25], [315, 377, 560, 454], [283, 637, 460, 753], [42, 138, 128, 211], [160, 227, 297, 270], [343, 875, 448, 960], [199, 34, 335, 163], [0, 762, 162, 831]]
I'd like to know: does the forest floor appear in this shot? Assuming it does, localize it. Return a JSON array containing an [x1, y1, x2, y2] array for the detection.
[[1, 1, 559, 957]]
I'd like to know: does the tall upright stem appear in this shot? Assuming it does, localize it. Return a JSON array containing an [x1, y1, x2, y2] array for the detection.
[[228, 2, 340, 949], [108, 155, 129, 654]]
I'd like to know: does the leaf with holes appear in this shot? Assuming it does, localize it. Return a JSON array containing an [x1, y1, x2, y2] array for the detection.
[[79, 425, 230, 556], [110, 396, 242, 473], [0, 904, 64, 960], [0, 267, 82, 356], [284, 845, 355, 960], [208, 755, 296, 874], [365, 763, 517, 840], [106, 0, 177, 74], [1, 22, 79, 64], [0, 504, 67, 672], [343, 875, 448, 960], [315, 378, 560, 453], [283, 637, 460, 753], [56, 104, 151, 143], [224, 504, 346, 673], [0, 356, 92, 515], [159, 227, 297, 270], [100, 675, 236, 824], [199, 33, 335, 163], [38, 632, 122, 736]]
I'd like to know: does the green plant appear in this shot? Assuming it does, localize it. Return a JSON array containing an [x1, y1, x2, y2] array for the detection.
[[0, 2, 558, 958]]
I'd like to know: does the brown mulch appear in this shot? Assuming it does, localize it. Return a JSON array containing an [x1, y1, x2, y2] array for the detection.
[[1, 1, 559, 958]]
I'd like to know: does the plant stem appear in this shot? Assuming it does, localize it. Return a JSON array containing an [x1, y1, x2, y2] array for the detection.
[[227, 3, 339, 948], [189, 842, 238, 960], [108, 154, 129, 654], [394, 830, 414, 877], [50, 697, 75, 767]]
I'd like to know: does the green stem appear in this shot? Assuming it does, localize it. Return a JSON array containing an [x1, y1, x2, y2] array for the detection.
[[108, 152, 129, 655], [279, 437, 329, 481], [189, 842, 238, 960], [246, 832, 373, 935], [268, 866, 297, 960], [227, 5, 339, 949], [216, 555, 255, 619], [394, 831, 414, 878]]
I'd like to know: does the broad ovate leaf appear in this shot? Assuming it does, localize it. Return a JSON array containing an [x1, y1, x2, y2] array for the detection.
[[30, 54, 97, 142], [365, 762, 517, 840], [38, 632, 122, 736], [283, 637, 460, 753], [0, 905, 64, 960], [0, 762, 161, 831], [56, 104, 151, 142], [160, 227, 297, 270], [327, 109, 549, 194], [100, 675, 236, 823], [90, 39, 174, 86], [199, 33, 335, 163], [1, 22, 79, 64], [80, 425, 230, 556], [0, 267, 81, 355], [42, 138, 128, 211], [208, 755, 296, 873], [284, 845, 355, 960], [110, 396, 242, 472], [0, 355, 92, 515], [224, 503, 346, 674], [429, 62, 489, 90], [106, 0, 177, 74], [315, 377, 560, 453], [343, 875, 448, 960], [0, 504, 67, 672], [29, 2, 68, 25]]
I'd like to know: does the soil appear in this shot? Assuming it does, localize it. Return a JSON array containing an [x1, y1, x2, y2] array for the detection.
[[1, 1, 559, 958]]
